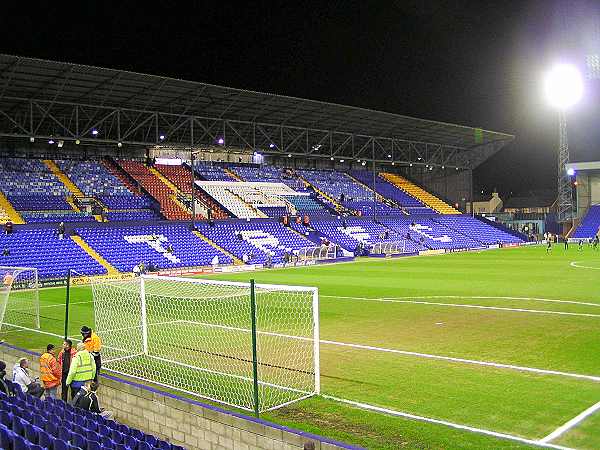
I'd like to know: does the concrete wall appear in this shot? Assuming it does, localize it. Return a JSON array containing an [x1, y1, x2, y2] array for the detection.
[[0, 343, 359, 450]]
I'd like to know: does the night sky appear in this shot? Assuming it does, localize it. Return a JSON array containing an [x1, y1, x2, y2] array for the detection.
[[2, 1, 600, 199]]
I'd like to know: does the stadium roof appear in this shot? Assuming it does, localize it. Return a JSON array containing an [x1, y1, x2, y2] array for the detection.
[[0, 54, 514, 151]]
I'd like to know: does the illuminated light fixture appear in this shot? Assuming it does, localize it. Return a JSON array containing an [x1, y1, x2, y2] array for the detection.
[[567, 168, 575, 176], [574, 180, 578, 186], [544, 63, 584, 110], [330, 156, 334, 160], [387, 154, 392, 158], [340, 159, 345, 163], [409, 163, 413, 167], [357, 159, 361, 163], [288, 154, 292, 158], [456, 167, 459, 170], [48, 139, 55, 145], [417, 157, 422, 160], [91, 129, 99, 136], [361, 161, 366, 166], [75, 139, 80, 145], [441, 165, 445, 169], [217, 137, 224, 145], [392, 162, 395, 166], [29, 137, 35, 143], [57, 140, 64, 148], [269, 143, 275, 148], [429, 166, 433, 171], [159, 134, 166, 141], [117, 142, 123, 148]]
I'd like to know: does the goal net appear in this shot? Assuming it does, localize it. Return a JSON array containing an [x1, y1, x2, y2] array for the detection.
[[91, 275, 320, 413], [0, 266, 40, 332]]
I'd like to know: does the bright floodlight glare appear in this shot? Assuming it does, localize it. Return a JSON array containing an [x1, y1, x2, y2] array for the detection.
[[567, 168, 575, 176], [91, 129, 99, 136], [544, 64, 583, 109]]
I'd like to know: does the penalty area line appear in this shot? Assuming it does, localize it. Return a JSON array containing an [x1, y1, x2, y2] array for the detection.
[[321, 394, 573, 450], [322, 295, 600, 318], [539, 399, 600, 444]]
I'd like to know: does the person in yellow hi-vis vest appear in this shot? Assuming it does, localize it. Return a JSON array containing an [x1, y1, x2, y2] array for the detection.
[[65, 342, 96, 397], [81, 326, 102, 382]]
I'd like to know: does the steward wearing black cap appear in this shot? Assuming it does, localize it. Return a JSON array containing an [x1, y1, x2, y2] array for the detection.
[[81, 326, 102, 382]]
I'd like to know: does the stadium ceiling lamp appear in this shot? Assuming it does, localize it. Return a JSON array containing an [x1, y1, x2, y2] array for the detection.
[[544, 63, 583, 110], [269, 143, 276, 149], [567, 168, 575, 176], [330, 156, 334, 160], [75, 139, 80, 145], [117, 142, 123, 148], [391, 162, 395, 166], [48, 139, 54, 145], [340, 159, 345, 163], [441, 165, 445, 169], [29, 136, 34, 143], [387, 154, 392, 158], [361, 161, 366, 166], [288, 154, 292, 158], [217, 137, 225, 145], [409, 163, 413, 167], [159, 134, 166, 141], [417, 157, 422, 160], [57, 140, 64, 148], [91, 129, 99, 136]]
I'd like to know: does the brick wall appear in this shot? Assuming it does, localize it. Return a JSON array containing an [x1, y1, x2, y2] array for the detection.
[[0, 343, 360, 450]]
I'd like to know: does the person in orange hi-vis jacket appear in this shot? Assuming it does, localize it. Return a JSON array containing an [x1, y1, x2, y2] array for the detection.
[[39, 344, 61, 398], [81, 326, 102, 382]]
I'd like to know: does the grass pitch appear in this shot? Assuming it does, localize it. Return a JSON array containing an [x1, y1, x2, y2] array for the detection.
[[5, 245, 600, 449]]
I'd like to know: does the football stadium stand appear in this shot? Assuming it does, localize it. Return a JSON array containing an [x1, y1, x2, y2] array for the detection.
[[0, 155, 526, 278], [381, 172, 461, 214], [0, 228, 106, 278], [0, 386, 182, 450], [116, 160, 190, 221], [571, 205, 600, 239], [195, 219, 317, 264], [76, 224, 232, 272]]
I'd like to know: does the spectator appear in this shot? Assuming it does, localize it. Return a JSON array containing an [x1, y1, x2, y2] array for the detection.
[[2, 248, 9, 257], [81, 326, 102, 382], [72, 381, 113, 420], [66, 343, 96, 395], [265, 254, 272, 269], [0, 361, 10, 396], [58, 339, 77, 401], [211, 255, 219, 268], [242, 253, 249, 264], [12, 358, 43, 398], [58, 222, 65, 240], [4, 221, 12, 235], [133, 264, 141, 277], [167, 244, 174, 254], [39, 344, 61, 399]]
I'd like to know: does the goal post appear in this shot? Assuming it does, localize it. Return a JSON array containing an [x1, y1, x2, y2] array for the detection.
[[0, 266, 39, 332], [91, 274, 320, 413]]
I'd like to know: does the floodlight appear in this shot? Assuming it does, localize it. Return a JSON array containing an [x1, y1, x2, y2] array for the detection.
[[48, 139, 54, 145], [217, 137, 224, 145], [409, 163, 413, 167], [567, 168, 575, 176], [340, 159, 345, 163], [91, 129, 99, 136], [387, 154, 392, 158], [117, 142, 123, 148], [269, 143, 275, 148], [159, 134, 166, 141], [288, 154, 292, 158], [544, 64, 583, 109], [330, 156, 334, 160], [57, 140, 64, 148], [29, 137, 34, 143], [75, 139, 80, 145]]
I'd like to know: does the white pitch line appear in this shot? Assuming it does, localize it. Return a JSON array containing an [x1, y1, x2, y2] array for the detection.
[[539, 399, 600, 443], [322, 295, 600, 318], [322, 394, 573, 450], [323, 294, 600, 308], [318, 339, 600, 383], [39, 300, 93, 309], [570, 261, 600, 270], [176, 319, 600, 383]]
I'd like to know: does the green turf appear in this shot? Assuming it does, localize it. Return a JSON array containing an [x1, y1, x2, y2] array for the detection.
[[4, 245, 600, 449]]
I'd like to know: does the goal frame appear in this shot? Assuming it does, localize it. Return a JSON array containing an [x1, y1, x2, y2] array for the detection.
[[94, 274, 320, 413], [0, 266, 40, 330]]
